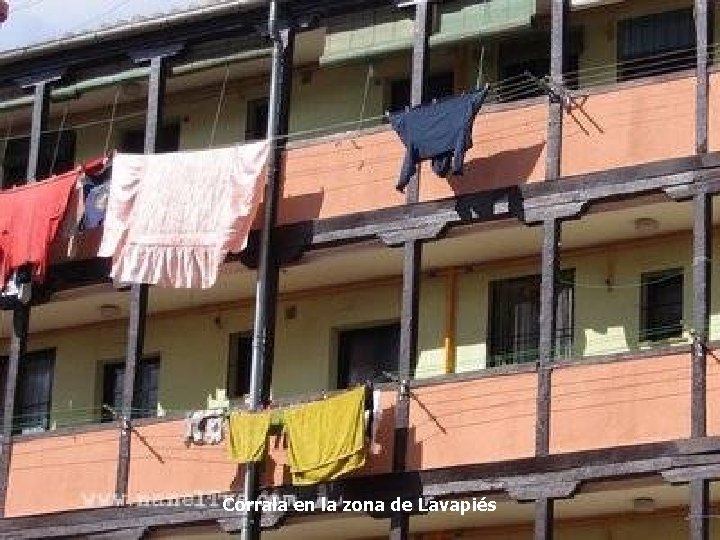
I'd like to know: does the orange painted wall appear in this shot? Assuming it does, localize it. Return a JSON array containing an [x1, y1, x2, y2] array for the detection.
[[420, 101, 547, 201], [706, 347, 720, 436], [5, 430, 118, 517], [128, 392, 397, 501], [561, 76, 696, 177], [550, 354, 691, 454], [708, 72, 720, 153], [405, 373, 537, 471], [279, 101, 547, 224]]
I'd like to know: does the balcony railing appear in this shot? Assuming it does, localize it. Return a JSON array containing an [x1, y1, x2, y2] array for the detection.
[[2, 348, 701, 518]]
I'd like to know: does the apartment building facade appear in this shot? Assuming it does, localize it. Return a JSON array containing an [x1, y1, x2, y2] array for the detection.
[[0, 0, 718, 538]]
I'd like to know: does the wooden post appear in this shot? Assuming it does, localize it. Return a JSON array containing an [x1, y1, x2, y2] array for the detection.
[[0, 74, 55, 517], [546, 0, 569, 180], [242, 1, 295, 538], [695, 0, 712, 154], [115, 47, 178, 504], [391, 2, 431, 540], [535, 498, 554, 540]]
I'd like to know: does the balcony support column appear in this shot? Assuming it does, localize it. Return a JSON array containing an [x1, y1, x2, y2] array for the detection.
[[391, 2, 431, 539], [689, 189, 712, 539], [242, 3, 295, 539], [0, 73, 56, 517], [695, 0, 712, 154], [115, 46, 178, 504], [534, 498, 554, 540], [546, 0, 569, 180], [537, 218, 560, 458]]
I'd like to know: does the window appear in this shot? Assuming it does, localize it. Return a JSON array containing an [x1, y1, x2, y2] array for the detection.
[[0, 350, 55, 434], [497, 32, 580, 101], [388, 72, 454, 113], [245, 98, 269, 141], [227, 333, 252, 399], [120, 124, 180, 153], [101, 357, 160, 421], [640, 268, 684, 342], [617, 9, 695, 82], [337, 323, 400, 389], [2, 130, 76, 188], [488, 271, 575, 367]]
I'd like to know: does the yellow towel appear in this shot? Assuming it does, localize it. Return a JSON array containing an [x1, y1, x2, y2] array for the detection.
[[283, 386, 366, 486], [227, 410, 272, 463]]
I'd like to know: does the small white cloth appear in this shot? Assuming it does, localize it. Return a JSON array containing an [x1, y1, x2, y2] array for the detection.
[[99, 142, 269, 288], [184, 409, 225, 445]]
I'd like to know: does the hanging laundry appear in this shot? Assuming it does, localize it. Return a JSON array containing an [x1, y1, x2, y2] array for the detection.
[[80, 157, 112, 231], [227, 410, 273, 463], [0, 269, 31, 311], [390, 86, 489, 192], [283, 386, 366, 486], [184, 409, 225, 445], [0, 169, 80, 288], [99, 142, 269, 288]]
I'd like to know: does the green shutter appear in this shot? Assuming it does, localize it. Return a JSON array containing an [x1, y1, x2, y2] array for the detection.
[[321, 0, 537, 66]]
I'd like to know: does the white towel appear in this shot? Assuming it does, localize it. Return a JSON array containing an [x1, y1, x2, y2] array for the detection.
[[99, 142, 269, 288]]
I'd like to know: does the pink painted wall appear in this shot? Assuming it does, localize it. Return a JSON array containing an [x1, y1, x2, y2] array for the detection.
[[551, 354, 691, 454]]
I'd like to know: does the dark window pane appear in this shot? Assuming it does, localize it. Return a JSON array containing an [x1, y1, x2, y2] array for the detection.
[[227, 333, 252, 399], [246, 98, 269, 141], [488, 271, 574, 367], [389, 72, 454, 113], [102, 357, 160, 421], [2, 130, 76, 188], [0, 350, 55, 434], [120, 124, 180, 153], [337, 323, 400, 388], [617, 9, 695, 81], [640, 269, 684, 342]]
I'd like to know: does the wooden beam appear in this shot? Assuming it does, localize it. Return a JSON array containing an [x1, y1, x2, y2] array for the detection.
[[0, 73, 55, 517], [695, 0, 712, 154], [545, 0, 569, 180], [537, 219, 560, 457], [689, 479, 710, 540], [534, 498, 554, 540], [115, 48, 175, 504], [392, 2, 431, 538], [692, 191, 712, 439]]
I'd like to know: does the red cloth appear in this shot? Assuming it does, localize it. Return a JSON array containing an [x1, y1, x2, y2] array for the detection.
[[0, 169, 80, 287]]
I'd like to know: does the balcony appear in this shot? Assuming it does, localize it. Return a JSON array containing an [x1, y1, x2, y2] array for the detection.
[[2, 346, 705, 518]]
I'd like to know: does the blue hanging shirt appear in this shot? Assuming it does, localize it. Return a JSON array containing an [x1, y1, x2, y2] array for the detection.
[[389, 86, 488, 192]]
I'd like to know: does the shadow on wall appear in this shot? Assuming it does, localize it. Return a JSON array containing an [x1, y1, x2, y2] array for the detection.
[[448, 141, 546, 195]]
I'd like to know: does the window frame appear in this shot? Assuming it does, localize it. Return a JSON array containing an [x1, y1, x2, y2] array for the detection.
[[0, 349, 56, 435], [227, 332, 253, 400], [487, 269, 575, 367], [100, 355, 161, 422], [336, 322, 400, 389], [639, 267, 684, 343]]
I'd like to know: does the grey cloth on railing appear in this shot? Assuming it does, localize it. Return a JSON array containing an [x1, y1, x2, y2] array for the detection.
[[390, 86, 489, 192], [184, 409, 224, 445]]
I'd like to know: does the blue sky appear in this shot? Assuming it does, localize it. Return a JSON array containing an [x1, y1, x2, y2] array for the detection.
[[0, 0, 206, 51]]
